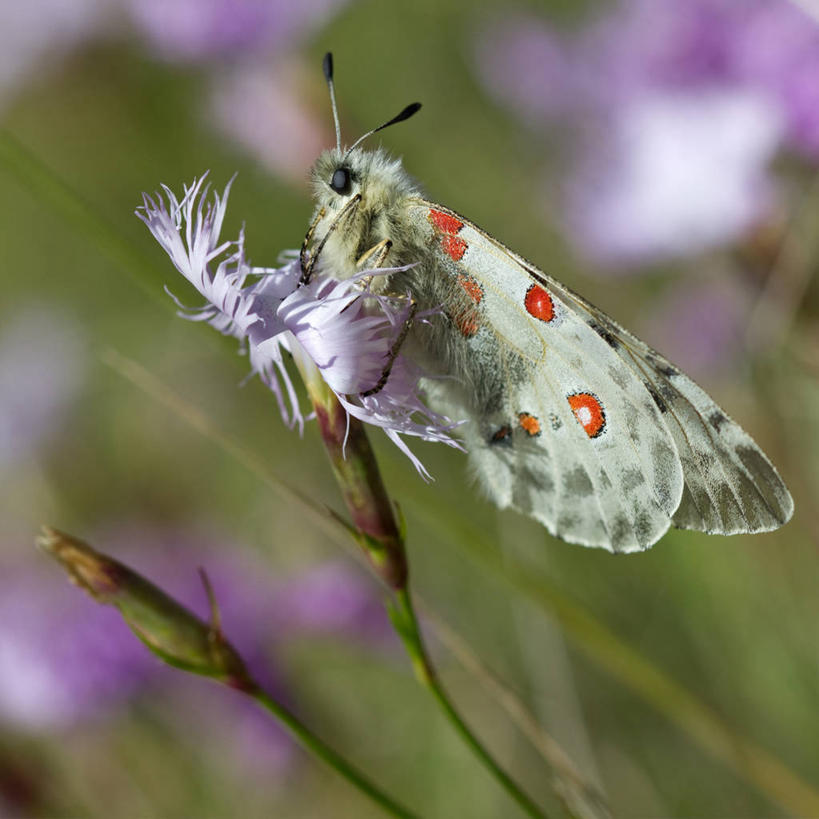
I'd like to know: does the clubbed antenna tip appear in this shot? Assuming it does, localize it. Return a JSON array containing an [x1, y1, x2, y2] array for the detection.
[[375, 102, 422, 133], [344, 101, 423, 160], [323, 52, 342, 153]]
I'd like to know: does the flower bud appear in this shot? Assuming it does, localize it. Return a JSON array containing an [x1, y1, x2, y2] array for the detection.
[[37, 526, 250, 686]]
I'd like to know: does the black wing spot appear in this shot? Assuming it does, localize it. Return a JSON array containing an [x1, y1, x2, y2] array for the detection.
[[589, 321, 619, 349], [709, 411, 728, 432], [563, 465, 594, 496], [648, 354, 679, 378], [632, 506, 655, 548], [622, 468, 646, 491], [610, 515, 632, 548], [488, 424, 513, 446], [644, 380, 668, 413]]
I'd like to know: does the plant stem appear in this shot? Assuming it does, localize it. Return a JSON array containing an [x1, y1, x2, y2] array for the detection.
[[313, 396, 407, 589], [39, 526, 417, 819], [392, 589, 547, 819], [312, 395, 548, 818], [246, 683, 417, 819]]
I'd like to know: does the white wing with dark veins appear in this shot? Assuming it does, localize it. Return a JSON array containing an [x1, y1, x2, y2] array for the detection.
[[408, 199, 793, 551]]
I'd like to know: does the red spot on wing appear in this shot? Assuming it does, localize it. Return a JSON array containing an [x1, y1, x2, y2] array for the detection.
[[458, 273, 483, 303], [524, 284, 554, 322], [567, 393, 606, 438], [428, 209, 464, 234], [442, 234, 468, 261], [429, 208, 469, 261], [453, 309, 480, 337], [451, 273, 482, 336], [518, 412, 541, 437]]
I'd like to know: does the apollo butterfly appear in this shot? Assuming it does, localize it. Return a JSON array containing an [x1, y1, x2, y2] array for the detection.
[[303, 53, 793, 553]]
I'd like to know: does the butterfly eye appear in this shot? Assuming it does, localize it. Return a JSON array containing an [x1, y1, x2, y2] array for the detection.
[[330, 167, 352, 194]]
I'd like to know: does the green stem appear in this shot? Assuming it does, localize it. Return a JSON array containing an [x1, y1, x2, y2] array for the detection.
[[39, 527, 416, 818], [312, 395, 548, 817], [393, 589, 548, 819], [313, 397, 407, 589], [246, 683, 417, 819]]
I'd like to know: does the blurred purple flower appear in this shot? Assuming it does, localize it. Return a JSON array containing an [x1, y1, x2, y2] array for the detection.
[[0, 557, 151, 729], [125, 0, 348, 62], [137, 175, 464, 478], [563, 89, 782, 266], [581, 0, 819, 156], [209, 58, 331, 184], [576, 0, 743, 99], [0, 0, 108, 107], [475, 0, 819, 267], [273, 562, 389, 645], [639, 272, 753, 377], [0, 307, 85, 472], [474, 16, 574, 126], [730, 2, 819, 155]]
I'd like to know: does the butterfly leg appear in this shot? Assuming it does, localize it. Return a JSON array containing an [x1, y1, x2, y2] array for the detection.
[[354, 238, 394, 291], [299, 206, 325, 273], [353, 236, 416, 397], [356, 238, 393, 270], [360, 300, 418, 398], [301, 194, 362, 284]]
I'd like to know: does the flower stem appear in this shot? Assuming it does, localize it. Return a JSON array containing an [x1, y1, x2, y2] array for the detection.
[[245, 683, 417, 819], [391, 589, 548, 819], [313, 396, 548, 818], [313, 397, 407, 588], [39, 526, 417, 819]]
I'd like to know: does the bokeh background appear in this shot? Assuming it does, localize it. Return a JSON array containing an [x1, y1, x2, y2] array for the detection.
[[2, 0, 819, 816]]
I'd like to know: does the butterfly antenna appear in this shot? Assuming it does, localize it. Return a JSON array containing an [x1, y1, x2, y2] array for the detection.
[[323, 52, 342, 154], [342, 101, 422, 163]]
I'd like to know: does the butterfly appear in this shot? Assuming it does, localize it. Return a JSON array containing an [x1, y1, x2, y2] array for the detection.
[[303, 53, 793, 553]]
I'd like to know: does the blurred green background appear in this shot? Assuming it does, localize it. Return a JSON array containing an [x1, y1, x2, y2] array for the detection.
[[1, 0, 818, 817]]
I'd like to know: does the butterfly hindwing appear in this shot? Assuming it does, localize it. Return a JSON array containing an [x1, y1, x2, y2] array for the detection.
[[406, 199, 792, 550]]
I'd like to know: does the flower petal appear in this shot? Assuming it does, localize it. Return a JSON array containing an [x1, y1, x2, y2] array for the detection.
[[139, 176, 466, 476]]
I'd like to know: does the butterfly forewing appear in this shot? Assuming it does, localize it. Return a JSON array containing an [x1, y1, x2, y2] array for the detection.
[[406, 198, 792, 550]]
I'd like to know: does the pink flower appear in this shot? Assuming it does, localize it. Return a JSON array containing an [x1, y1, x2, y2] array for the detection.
[[137, 175, 463, 477], [474, 0, 819, 268], [125, 0, 349, 62], [563, 89, 782, 267], [208, 58, 331, 186]]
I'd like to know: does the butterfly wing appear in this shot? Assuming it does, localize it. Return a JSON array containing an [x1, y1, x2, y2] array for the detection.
[[405, 199, 793, 551], [533, 280, 795, 536]]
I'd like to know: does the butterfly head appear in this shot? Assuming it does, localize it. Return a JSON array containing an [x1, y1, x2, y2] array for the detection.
[[311, 146, 418, 213], [306, 53, 423, 271], [311, 147, 360, 205]]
